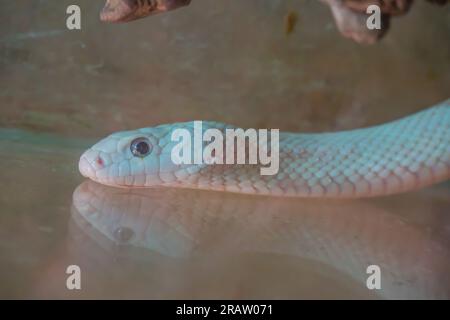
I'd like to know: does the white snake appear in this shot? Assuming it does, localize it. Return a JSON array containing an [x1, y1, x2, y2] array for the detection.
[[79, 99, 450, 198]]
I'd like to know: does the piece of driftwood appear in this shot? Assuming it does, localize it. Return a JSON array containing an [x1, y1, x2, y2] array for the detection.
[[99, 0, 448, 44]]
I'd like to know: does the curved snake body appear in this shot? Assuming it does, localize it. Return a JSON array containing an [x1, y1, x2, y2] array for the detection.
[[79, 100, 450, 198]]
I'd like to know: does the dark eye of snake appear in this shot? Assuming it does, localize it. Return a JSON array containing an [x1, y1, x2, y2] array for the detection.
[[130, 137, 152, 157]]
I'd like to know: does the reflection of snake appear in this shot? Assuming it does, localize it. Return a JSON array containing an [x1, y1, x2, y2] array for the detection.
[[71, 181, 450, 299], [79, 100, 450, 198]]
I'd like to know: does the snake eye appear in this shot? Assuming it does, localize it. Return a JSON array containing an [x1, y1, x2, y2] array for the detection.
[[130, 137, 152, 158]]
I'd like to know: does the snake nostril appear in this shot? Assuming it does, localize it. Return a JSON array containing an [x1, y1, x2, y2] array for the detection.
[[96, 156, 104, 167]]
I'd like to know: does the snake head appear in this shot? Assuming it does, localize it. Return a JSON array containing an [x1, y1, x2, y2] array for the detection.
[[79, 123, 207, 188], [100, 0, 191, 23], [79, 128, 164, 187]]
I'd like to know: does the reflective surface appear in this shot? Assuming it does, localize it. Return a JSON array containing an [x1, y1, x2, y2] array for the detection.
[[1, 128, 449, 299], [0, 0, 449, 299], [68, 181, 450, 299]]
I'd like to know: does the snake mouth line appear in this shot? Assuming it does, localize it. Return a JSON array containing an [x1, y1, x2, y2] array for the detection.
[[79, 155, 95, 178]]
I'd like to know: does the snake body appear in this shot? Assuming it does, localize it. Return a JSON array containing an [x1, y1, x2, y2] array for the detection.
[[79, 100, 450, 198]]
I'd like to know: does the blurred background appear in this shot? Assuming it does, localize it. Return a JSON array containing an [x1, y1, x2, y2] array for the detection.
[[0, 0, 449, 299]]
